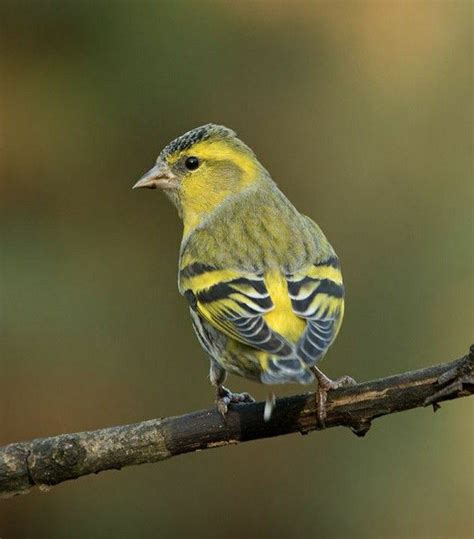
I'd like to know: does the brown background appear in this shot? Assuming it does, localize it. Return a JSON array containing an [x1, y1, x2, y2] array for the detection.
[[1, 1, 472, 538]]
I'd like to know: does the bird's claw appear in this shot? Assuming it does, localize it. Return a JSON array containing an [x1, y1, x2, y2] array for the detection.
[[216, 386, 255, 416], [325, 375, 357, 390], [312, 369, 357, 428]]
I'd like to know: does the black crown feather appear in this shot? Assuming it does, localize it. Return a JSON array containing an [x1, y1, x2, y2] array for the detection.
[[160, 124, 236, 159]]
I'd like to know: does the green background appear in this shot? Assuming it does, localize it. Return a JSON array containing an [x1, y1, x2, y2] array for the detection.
[[1, 1, 472, 538]]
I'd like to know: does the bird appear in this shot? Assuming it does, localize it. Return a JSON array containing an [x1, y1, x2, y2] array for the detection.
[[133, 124, 355, 423]]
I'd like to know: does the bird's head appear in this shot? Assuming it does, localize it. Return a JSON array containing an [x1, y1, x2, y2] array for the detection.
[[133, 124, 266, 233]]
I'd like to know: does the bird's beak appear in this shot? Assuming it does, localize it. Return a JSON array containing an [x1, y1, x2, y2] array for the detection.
[[133, 163, 178, 190]]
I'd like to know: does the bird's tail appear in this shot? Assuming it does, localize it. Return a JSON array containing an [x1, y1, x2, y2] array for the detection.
[[260, 356, 315, 385]]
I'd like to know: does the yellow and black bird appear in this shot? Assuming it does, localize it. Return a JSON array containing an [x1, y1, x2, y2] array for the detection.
[[134, 124, 354, 421]]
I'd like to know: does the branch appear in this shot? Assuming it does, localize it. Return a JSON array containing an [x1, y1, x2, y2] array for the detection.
[[1, 345, 473, 499]]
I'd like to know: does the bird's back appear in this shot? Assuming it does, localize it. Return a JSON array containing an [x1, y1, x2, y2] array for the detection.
[[178, 181, 343, 385], [180, 181, 334, 274]]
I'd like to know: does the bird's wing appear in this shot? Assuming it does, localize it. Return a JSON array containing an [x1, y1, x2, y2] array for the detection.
[[287, 255, 345, 366], [179, 262, 293, 356]]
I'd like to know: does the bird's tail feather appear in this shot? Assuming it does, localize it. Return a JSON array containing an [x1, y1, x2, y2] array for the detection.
[[260, 357, 314, 385]]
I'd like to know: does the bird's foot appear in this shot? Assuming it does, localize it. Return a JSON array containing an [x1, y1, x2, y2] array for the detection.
[[216, 386, 255, 416], [311, 367, 356, 427]]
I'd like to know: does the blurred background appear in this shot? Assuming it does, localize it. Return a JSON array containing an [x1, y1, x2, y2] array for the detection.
[[1, 1, 472, 537]]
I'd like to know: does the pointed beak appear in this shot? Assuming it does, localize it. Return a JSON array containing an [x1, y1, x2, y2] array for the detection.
[[133, 163, 178, 190]]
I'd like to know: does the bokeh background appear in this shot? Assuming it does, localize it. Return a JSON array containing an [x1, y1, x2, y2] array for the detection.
[[1, 1, 472, 538]]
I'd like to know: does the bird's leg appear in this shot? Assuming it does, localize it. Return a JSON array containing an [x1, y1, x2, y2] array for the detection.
[[209, 360, 255, 417], [311, 366, 356, 427]]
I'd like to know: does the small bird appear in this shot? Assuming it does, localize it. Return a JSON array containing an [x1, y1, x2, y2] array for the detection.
[[134, 124, 355, 423]]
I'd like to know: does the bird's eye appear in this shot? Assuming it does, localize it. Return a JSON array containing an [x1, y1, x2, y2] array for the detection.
[[184, 156, 200, 171]]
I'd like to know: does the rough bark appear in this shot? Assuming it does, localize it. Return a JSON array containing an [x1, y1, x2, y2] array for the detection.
[[1, 345, 472, 499]]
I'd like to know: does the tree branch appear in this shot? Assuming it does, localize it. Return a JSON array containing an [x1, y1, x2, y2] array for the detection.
[[1, 345, 473, 499]]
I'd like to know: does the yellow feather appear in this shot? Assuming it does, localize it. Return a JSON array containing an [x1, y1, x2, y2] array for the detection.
[[255, 350, 270, 371], [182, 139, 257, 183], [334, 300, 345, 336], [174, 140, 259, 235], [306, 264, 343, 284], [181, 183, 231, 235], [182, 268, 241, 292], [263, 271, 306, 343]]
